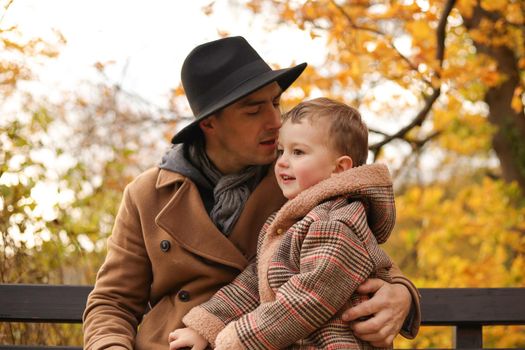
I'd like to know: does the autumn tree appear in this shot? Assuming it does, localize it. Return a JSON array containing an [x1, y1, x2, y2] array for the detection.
[[0, 2, 182, 344], [0, 11, 86, 343]]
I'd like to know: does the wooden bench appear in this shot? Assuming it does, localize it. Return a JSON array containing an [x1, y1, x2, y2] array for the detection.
[[0, 285, 524, 349]]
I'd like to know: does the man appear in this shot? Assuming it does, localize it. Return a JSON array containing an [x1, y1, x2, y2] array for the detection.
[[83, 36, 420, 349]]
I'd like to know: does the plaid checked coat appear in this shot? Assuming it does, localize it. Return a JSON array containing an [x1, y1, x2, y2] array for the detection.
[[183, 164, 397, 349]]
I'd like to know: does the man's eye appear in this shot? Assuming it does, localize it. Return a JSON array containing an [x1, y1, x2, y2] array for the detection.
[[273, 100, 280, 108], [246, 107, 260, 115]]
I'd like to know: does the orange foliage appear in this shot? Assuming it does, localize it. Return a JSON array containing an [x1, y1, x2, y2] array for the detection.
[[240, 0, 525, 347]]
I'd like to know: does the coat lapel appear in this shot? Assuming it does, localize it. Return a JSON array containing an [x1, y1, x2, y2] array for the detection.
[[154, 170, 248, 271], [228, 168, 286, 261]]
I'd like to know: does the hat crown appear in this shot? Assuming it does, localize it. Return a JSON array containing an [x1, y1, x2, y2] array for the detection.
[[171, 36, 306, 144], [181, 36, 270, 117]]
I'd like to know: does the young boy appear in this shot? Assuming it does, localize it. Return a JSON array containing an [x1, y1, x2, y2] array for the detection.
[[169, 97, 396, 349]]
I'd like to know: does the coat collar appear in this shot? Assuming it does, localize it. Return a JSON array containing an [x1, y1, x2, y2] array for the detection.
[[156, 168, 186, 189]]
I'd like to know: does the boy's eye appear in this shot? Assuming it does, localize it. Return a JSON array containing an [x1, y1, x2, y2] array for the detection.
[[292, 149, 304, 155], [276, 149, 284, 157]]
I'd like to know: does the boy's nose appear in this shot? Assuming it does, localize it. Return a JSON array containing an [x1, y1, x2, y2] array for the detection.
[[276, 154, 288, 168]]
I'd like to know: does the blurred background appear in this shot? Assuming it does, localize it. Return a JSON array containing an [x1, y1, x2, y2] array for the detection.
[[1, 0, 524, 347]]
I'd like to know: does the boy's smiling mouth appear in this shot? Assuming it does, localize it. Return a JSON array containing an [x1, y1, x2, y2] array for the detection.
[[279, 174, 295, 182]]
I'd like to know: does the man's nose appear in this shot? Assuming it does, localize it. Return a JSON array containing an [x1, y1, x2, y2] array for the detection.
[[266, 105, 282, 129]]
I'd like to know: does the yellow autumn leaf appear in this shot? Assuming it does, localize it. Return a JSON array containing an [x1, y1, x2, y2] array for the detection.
[[511, 86, 524, 113], [481, 0, 508, 12]]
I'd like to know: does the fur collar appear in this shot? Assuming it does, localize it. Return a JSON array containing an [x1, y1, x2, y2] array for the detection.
[[267, 163, 394, 243]]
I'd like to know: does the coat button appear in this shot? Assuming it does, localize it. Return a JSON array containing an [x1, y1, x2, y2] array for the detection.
[[178, 290, 190, 302], [160, 240, 171, 252]]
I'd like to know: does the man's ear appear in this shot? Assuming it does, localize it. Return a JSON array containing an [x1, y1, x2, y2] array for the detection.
[[199, 116, 214, 134], [333, 155, 353, 174]]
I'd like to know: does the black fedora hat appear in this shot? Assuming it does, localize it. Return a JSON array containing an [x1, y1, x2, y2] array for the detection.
[[171, 36, 307, 144]]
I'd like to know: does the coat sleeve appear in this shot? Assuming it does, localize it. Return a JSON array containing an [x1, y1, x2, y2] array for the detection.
[[83, 185, 152, 350], [182, 261, 260, 347], [390, 261, 421, 338], [214, 220, 375, 350]]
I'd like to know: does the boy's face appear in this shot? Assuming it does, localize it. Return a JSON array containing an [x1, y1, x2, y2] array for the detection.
[[275, 119, 341, 199]]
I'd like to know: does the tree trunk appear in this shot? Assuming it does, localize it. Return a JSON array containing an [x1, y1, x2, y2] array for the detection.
[[464, 5, 525, 191]]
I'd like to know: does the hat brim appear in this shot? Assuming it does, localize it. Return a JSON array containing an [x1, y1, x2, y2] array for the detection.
[[171, 62, 307, 144]]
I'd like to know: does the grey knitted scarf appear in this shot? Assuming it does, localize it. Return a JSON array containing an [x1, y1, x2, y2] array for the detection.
[[159, 142, 266, 235]]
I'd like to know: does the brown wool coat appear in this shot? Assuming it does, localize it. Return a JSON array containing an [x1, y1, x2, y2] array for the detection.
[[83, 166, 420, 349], [83, 167, 286, 349], [183, 164, 420, 349]]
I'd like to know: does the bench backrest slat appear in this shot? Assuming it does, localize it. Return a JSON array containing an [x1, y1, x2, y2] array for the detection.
[[420, 287, 525, 325], [1, 285, 525, 324], [0, 284, 91, 323]]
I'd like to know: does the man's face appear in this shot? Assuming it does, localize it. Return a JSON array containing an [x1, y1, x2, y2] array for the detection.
[[203, 82, 283, 174]]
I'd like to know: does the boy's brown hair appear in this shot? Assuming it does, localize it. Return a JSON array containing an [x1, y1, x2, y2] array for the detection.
[[282, 97, 369, 166]]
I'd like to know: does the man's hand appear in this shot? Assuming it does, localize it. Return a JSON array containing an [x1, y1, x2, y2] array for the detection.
[[342, 278, 411, 347], [169, 327, 208, 350]]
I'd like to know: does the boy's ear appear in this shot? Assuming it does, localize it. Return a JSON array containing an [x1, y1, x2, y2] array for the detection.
[[333, 156, 353, 174]]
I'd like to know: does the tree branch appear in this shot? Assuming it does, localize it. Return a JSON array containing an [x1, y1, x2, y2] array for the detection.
[[476, 4, 525, 31], [0, 0, 15, 26], [370, 87, 441, 154], [369, 128, 390, 138], [410, 130, 442, 148], [370, 0, 456, 155], [329, 0, 433, 87], [436, 0, 456, 68]]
